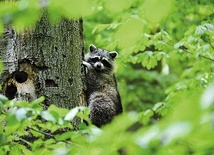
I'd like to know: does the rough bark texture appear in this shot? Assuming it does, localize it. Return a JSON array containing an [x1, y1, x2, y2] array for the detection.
[[0, 14, 86, 109]]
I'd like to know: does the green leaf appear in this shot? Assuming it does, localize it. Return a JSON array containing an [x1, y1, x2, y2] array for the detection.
[[16, 144, 33, 155], [147, 56, 157, 70], [155, 51, 168, 61], [30, 127, 44, 138], [116, 16, 144, 48], [201, 84, 214, 109], [31, 139, 44, 150], [144, 109, 154, 118], [159, 122, 192, 145], [8, 145, 23, 155], [104, 0, 131, 14], [153, 102, 165, 111], [44, 138, 55, 145], [41, 111, 56, 123], [15, 108, 28, 121], [174, 41, 184, 49], [140, 109, 154, 125], [55, 131, 73, 141], [5, 116, 20, 135], [31, 96, 45, 105], [0, 94, 8, 104], [204, 23, 214, 32], [48, 104, 69, 118], [153, 102, 169, 116], [142, 0, 174, 23], [195, 25, 206, 35], [0, 134, 7, 146], [92, 24, 110, 34], [140, 54, 149, 67], [64, 107, 87, 121]]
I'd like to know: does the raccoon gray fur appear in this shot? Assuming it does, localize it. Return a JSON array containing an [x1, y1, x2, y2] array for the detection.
[[83, 44, 123, 127]]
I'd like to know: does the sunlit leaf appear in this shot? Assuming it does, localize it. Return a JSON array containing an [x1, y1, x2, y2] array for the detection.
[[64, 107, 79, 121], [105, 0, 131, 14], [195, 25, 207, 35], [116, 16, 144, 48], [31, 96, 45, 105], [48, 104, 69, 118], [142, 0, 174, 23], [55, 131, 73, 141], [174, 41, 184, 49], [15, 108, 28, 121], [204, 23, 214, 32], [201, 84, 214, 109], [159, 122, 192, 145], [0, 94, 8, 104], [41, 111, 56, 123], [92, 24, 110, 34], [136, 126, 159, 148], [5, 116, 20, 135]]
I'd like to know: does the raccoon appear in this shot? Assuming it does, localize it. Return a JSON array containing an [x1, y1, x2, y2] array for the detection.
[[82, 44, 123, 127]]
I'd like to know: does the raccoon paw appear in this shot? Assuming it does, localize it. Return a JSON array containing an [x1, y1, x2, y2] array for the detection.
[[82, 61, 93, 69]]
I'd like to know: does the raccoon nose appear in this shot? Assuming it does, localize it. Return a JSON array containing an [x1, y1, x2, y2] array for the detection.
[[96, 63, 102, 69]]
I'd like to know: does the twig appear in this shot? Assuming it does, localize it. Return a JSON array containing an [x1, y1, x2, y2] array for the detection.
[[28, 127, 55, 138]]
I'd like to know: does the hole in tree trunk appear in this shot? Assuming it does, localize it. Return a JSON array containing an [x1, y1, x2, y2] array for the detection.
[[5, 84, 17, 100], [45, 79, 58, 87], [14, 71, 28, 83]]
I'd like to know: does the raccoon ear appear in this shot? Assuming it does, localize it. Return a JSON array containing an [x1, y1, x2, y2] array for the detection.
[[109, 51, 118, 59], [89, 44, 97, 52]]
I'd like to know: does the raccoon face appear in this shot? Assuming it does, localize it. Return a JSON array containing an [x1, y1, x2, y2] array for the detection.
[[85, 44, 118, 72]]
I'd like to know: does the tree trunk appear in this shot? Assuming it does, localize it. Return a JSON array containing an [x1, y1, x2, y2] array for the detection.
[[0, 14, 86, 109]]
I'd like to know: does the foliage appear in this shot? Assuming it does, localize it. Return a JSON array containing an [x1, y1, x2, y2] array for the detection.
[[0, 86, 214, 154], [0, 0, 214, 154], [0, 95, 92, 154]]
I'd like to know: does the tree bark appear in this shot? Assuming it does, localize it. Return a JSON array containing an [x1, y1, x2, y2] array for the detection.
[[0, 14, 86, 109]]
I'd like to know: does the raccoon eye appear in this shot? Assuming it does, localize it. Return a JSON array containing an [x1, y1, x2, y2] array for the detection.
[[90, 57, 99, 63], [102, 59, 112, 68]]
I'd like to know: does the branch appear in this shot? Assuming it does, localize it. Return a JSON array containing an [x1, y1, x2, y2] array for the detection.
[[28, 127, 55, 138], [198, 54, 214, 62]]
